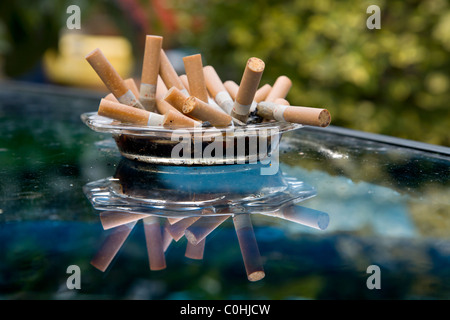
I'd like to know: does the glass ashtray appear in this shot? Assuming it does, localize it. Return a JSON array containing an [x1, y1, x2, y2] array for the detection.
[[81, 112, 302, 165], [83, 159, 317, 218]]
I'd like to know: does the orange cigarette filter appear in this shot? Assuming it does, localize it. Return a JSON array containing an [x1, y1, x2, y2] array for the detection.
[[140, 35, 163, 111], [86, 48, 143, 109], [231, 57, 265, 123], [256, 102, 331, 127], [163, 109, 202, 128], [203, 65, 234, 114], [265, 75, 292, 102], [164, 86, 189, 112], [179, 75, 190, 93], [98, 98, 164, 126], [274, 98, 290, 106], [124, 78, 140, 98], [183, 96, 232, 127], [224, 80, 239, 100], [254, 84, 272, 102], [159, 49, 188, 94], [183, 54, 209, 103]]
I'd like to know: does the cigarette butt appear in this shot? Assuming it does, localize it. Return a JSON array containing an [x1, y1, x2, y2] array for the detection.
[[99, 98, 165, 126], [143, 216, 166, 271], [104, 93, 118, 102], [156, 75, 168, 99], [231, 57, 265, 123], [167, 217, 184, 224], [86, 48, 143, 109], [163, 86, 188, 112], [224, 80, 239, 100], [90, 221, 136, 272], [265, 75, 292, 102], [100, 211, 150, 230], [165, 216, 200, 241], [140, 35, 163, 112], [183, 54, 209, 103], [281, 205, 330, 230], [233, 214, 265, 282], [159, 49, 187, 94], [254, 84, 272, 103], [182, 96, 232, 127], [203, 65, 234, 114], [124, 78, 140, 99], [179, 75, 190, 93], [256, 102, 331, 127], [185, 238, 205, 260], [162, 220, 174, 252], [185, 215, 230, 245], [274, 98, 290, 106], [163, 109, 202, 128], [156, 98, 180, 115]]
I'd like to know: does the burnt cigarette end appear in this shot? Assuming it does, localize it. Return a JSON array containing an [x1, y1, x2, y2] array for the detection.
[[319, 109, 331, 127]]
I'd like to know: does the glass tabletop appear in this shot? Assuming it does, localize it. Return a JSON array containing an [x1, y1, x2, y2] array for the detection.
[[0, 81, 449, 299]]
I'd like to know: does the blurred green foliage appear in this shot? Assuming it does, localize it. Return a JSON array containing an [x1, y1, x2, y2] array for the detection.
[[171, 0, 450, 146]]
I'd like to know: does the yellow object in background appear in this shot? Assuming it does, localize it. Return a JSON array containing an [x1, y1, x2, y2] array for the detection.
[[43, 32, 134, 89]]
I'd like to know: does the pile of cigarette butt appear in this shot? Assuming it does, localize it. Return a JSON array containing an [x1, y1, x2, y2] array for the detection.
[[86, 35, 331, 129]]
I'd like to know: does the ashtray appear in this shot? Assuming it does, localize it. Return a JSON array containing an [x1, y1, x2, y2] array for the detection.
[[81, 112, 302, 165]]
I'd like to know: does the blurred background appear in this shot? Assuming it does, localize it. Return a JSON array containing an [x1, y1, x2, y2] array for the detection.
[[0, 0, 448, 146]]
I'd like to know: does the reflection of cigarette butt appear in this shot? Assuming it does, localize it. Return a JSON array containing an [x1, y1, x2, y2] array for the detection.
[[140, 35, 163, 111], [224, 80, 239, 100], [165, 216, 200, 241], [265, 75, 292, 102], [163, 87, 189, 112], [256, 102, 331, 127], [183, 96, 232, 127], [254, 84, 272, 102], [168, 217, 184, 224], [280, 205, 330, 230], [203, 65, 234, 114], [159, 49, 187, 94], [163, 109, 202, 128], [233, 214, 265, 282], [90, 221, 136, 272], [98, 98, 165, 126], [231, 57, 265, 123], [124, 78, 140, 99], [183, 54, 209, 103], [143, 216, 166, 271], [85, 48, 143, 109], [185, 215, 230, 245], [100, 211, 149, 230], [162, 221, 174, 252], [185, 238, 205, 260]]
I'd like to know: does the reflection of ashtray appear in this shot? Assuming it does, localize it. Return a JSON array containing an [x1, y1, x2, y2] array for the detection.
[[81, 112, 302, 165], [83, 159, 317, 218]]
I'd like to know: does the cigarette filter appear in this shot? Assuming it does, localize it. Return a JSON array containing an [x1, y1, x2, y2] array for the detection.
[[85, 48, 143, 109], [183, 54, 209, 103], [224, 80, 239, 100], [231, 57, 265, 123], [164, 86, 189, 112], [98, 98, 164, 126], [124, 78, 140, 99], [159, 49, 188, 94], [143, 216, 166, 271], [265, 75, 292, 102], [182, 96, 232, 127], [203, 65, 234, 114], [163, 109, 202, 128], [256, 102, 331, 127], [179, 75, 190, 93], [140, 35, 163, 111], [233, 214, 265, 282], [254, 84, 272, 103]]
